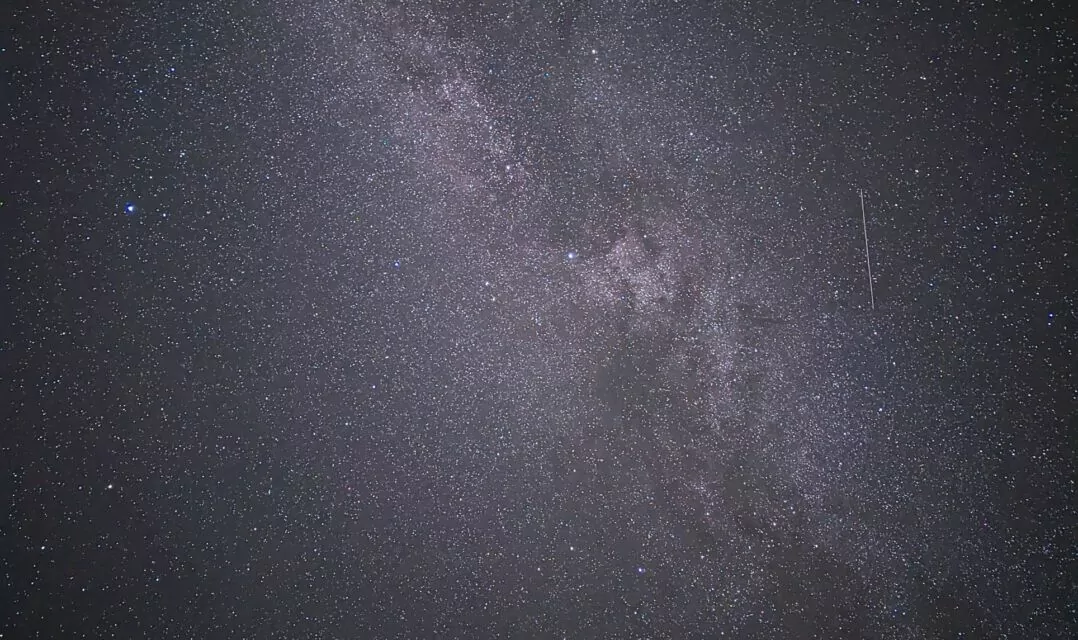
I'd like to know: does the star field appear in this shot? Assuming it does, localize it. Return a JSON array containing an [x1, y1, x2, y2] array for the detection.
[[4, 1, 1076, 638]]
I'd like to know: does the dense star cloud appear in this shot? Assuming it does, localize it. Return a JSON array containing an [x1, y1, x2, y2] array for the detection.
[[5, 1, 1076, 638]]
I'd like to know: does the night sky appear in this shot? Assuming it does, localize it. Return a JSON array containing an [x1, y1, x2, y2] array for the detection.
[[4, 1, 1077, 638]]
